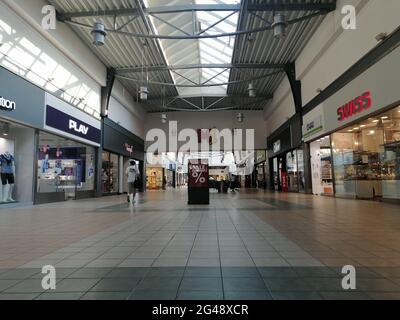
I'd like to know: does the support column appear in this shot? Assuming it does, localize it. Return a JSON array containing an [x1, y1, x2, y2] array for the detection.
[[95, 68, 116, 198], [285, 62, 303, 117]]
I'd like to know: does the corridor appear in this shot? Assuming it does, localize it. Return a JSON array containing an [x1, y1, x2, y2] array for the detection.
[[1, 190, 400, 300]]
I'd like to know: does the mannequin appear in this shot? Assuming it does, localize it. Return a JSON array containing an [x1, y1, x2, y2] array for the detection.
[[125, 160, 140, 205], [1, 151, 15, 203]]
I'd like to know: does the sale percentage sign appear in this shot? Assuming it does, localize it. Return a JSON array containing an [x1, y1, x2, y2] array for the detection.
[[192, 171, 206, 184]]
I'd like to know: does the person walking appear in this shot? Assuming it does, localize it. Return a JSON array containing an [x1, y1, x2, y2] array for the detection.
[[126, 160, 140, 204]]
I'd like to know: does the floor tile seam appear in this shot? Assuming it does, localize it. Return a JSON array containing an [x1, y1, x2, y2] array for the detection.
[[175, 211, 205, 300], [224, 211, 271, 296], [127, 208, 189, 300], [214, 207, 225, 300]]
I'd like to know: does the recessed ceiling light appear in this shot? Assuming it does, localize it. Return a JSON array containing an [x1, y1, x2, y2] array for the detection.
[[381, 116, 389, 119], [353, 127, 359, 130], [360, 125, 366, 128], [372, 120, 379, 123], [348, 130, 353, 132]]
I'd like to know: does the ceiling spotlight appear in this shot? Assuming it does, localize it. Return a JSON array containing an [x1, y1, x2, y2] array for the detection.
[[237, 113, 244, 123], [91, 22, 107, 46], [161, 113, 167, 124], [248, 83, 256, 98], [2, 123, 10, 136], [375, 32, 388, 42], [272, 13, 287, 38], [139, 86, 149, 101]]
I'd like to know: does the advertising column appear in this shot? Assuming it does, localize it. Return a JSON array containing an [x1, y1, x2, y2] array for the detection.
[[188, 159, 209, 205]]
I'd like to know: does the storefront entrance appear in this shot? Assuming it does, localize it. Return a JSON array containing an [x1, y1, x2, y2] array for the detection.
[[310, 137, 334, 196], [102, 151, 119, 194]]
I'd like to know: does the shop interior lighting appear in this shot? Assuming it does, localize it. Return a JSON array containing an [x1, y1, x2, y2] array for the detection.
[[2, 123, 10, 136]]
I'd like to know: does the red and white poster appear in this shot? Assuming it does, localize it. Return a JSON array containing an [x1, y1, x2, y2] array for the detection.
[[281, 171, 288, 192], [188, 159, 209, 188]]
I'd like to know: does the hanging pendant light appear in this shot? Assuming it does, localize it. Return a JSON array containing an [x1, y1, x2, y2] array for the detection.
[[91, 22, 107, 46], [139, 86, 149, 101], [272, 13, 287, 38], [248, 83, 256, 98]]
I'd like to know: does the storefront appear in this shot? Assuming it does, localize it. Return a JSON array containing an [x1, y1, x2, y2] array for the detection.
[[0, 66, 45, 206], [102, 118, 145, 195], [146, 167, 164, 190], [302, 44, 400, 202], [36, 93, 101, 204], [267, 114, 305, 193], [255, 150, 267, 189]]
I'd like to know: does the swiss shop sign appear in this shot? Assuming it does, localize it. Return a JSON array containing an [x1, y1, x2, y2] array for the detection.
[[337, 91, 372, 122]]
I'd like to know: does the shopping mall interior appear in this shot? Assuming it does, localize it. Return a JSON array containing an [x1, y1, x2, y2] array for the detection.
[[0, 0, 400, 305]]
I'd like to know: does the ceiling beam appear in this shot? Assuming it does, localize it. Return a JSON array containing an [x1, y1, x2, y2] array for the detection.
[[117, 63, 285, 73], [57, 2, 336, 20], [58, 4, 240, 20], [246, 3, 336, 13]]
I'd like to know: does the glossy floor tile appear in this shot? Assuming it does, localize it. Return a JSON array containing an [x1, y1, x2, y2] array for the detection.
[[1, 189, 400, 300]]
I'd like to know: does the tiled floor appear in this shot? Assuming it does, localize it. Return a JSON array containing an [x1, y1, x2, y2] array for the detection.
[[1, 189, 400, 300]]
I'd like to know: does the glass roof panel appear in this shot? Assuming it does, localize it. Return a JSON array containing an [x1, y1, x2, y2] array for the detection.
[[196, 0, 241, 93]]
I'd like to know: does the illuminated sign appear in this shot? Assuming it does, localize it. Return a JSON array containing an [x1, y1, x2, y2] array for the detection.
[[0, 95, 16, 111], [337, 91, 372, 121]]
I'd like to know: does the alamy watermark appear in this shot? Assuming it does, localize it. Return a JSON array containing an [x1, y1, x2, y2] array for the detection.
[[40, 5, 357, 31], [41, 265, 56, 290], [341, 265, 357, 290], [146, 122, 255, 175]]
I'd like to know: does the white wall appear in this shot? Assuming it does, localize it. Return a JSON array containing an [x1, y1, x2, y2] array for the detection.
[[263, 77, 295, 135], [264, 0, 400, 134], [298, 0, 400, 106], [108, 79, 147, 139], [145, 110, 267, 151], [0, 0, 106, 117]]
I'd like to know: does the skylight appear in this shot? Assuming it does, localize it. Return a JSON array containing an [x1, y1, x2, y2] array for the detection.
[[196, 0, 240, 94]]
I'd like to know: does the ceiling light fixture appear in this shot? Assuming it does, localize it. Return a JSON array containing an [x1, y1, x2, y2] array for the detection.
[[2, 123, 9, 136], [248, 83, 256, 98], [161, 113, 167, 124], [272, 13, 287, 38], [91, 22, 107, 46], [237, 113, 244, 123], [139, 86, 149, 101]]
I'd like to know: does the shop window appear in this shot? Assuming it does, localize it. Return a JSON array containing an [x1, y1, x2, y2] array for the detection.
[[102, 152, 119, 194], [297, 149, 306, 193], [146, 167, 163, 190], [332, 105, 400, 200], [0, 121, 35, 204], [37, 132, 95, 198], [286, 151, 299, 192], [273, 158, 279, 191]]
